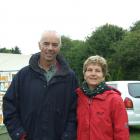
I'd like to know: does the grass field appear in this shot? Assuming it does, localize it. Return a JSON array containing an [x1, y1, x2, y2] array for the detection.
[[130, 125, 140, 140]]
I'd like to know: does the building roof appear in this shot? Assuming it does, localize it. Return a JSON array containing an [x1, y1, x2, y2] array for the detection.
[[0, 53, 31, 71]]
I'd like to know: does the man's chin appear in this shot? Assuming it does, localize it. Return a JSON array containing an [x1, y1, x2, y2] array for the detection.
[[45, 56, 54, 62]]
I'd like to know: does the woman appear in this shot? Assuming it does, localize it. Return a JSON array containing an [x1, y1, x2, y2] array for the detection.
[[76, 55, 129, 140]]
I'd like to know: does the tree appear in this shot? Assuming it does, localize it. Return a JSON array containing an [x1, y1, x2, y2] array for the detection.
[[61, 35, 86, 83], [65, 40, 86, 83], [110, 31, 140, 80], [130, 20, 140, 32], [11, 46, 21, 54], [0, 47, 10, 53], [85, 24, 126, 58], [60, 36, 74, 58], [0, 46, 21, 54]]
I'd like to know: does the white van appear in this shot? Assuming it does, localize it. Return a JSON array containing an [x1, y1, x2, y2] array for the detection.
[[106, 81, 140, 126]]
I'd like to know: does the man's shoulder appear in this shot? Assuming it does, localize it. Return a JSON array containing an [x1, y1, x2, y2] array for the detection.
[[19, 65, 30, 72], [11, 66, 31, 83], [16, 65, 31, 77], [67, 68, 77, 78]]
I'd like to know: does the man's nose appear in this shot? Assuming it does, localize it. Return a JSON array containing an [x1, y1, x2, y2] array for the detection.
[[48, 44, 53, 49]]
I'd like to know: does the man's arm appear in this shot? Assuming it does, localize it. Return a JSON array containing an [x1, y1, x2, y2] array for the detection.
[[3, 75, 26, 140], [61, 75, 78, 140]]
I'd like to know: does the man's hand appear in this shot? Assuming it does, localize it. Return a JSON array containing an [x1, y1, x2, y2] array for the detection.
[[20, 133, 27, 140]]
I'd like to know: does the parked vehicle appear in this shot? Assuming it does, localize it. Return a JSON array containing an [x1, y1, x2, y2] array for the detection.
[[106, 81, 140, 126]]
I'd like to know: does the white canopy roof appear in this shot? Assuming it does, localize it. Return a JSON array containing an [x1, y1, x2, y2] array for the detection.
[[0, 53, 31, 71]]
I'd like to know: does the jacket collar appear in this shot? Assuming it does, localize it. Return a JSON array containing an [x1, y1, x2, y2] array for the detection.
[[29, 52, 71, 76], [76, 87, 121, 100]]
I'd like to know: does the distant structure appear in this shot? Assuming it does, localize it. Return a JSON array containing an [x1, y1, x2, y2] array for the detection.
[[0, 53, 31, 124], [0, 53, 31, 71]]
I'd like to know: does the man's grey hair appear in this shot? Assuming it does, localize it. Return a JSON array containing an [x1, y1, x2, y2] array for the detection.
[[40, 30, 61, 47]]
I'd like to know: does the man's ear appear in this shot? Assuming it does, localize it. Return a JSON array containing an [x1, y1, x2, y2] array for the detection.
[[38, 42, 41, 50]]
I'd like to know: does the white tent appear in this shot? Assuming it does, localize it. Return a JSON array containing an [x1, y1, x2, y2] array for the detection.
[[0, 53, 31, 71]]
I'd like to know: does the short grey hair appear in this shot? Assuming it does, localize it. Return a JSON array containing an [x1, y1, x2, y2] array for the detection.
[[40, 30, 61, 47], [83, 55, 108, 77]]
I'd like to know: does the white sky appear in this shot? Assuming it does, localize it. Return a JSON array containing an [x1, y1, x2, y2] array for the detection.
[[0, 0, 140, 54]]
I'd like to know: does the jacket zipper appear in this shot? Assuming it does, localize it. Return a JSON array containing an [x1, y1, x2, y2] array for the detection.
[[88, 98, 92, 140]]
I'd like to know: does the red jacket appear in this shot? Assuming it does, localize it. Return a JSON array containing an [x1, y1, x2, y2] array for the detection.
[[76, 88, 130, 140]]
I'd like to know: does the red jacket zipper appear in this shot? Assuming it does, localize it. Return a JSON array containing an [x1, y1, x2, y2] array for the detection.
[[88, 98, 92, 140]]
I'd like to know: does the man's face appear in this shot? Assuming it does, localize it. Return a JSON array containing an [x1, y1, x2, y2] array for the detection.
[[39, 32, 60, 63]]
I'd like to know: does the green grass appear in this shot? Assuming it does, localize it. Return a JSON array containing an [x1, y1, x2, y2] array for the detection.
[[0, 125, 11, 140], [130, 125, 140, 140]]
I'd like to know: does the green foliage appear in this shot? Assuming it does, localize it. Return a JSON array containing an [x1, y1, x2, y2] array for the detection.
[[61, 21, 140, 83], [130, 126, 140, 140], [1, 20, 140, 82], [0, 48, 10, 53], [0, 46, 21, 54], [130, 20, 140, 32], [115, 31, 140, 80], [11, 46, 21, 54], [61, 36, 86, 83], [85, 24, 126, 58]]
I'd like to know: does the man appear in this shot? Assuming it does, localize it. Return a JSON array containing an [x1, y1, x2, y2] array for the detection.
[[3, 31, 78, 140]]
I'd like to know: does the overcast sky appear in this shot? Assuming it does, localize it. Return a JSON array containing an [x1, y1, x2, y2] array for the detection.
[[0, 0, 140, 54]]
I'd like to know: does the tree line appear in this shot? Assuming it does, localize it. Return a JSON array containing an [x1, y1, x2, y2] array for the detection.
[[1, 20, 140, 82], [0, 46, 21, 54], [60, 20, 140, 83]]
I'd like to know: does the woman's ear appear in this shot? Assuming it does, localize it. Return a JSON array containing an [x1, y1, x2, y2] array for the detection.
[[102, 77, 105, 81]]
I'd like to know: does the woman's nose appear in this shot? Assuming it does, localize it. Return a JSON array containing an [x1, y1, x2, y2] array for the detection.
[[91, 70, 96, 75]]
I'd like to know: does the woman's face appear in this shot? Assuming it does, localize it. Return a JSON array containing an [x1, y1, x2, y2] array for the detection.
[[84, 63, 105, 89]]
